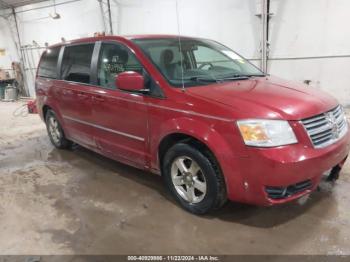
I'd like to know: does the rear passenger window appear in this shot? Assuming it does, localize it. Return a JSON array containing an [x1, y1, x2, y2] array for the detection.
[[38, 47, 60, 79], [97, 43, 143, 89], [61, 44, 94, 84]]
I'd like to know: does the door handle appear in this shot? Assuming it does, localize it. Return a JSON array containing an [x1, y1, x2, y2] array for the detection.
[[93, 95, 105, 102]]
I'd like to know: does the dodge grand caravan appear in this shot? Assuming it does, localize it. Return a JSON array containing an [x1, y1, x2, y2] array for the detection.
[[35, 35, 350, 214]]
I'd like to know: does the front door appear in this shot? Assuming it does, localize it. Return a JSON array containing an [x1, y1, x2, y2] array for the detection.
[[90, 42, 150, 168]]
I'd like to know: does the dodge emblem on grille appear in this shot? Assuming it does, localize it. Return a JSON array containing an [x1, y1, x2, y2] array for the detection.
[[325, 112, 339, 139]]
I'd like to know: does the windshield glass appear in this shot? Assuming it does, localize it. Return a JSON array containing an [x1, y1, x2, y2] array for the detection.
[[132, 38, 264, 87]]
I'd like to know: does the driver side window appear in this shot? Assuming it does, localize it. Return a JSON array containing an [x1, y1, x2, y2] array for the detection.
[[97, 43, 143, 89]]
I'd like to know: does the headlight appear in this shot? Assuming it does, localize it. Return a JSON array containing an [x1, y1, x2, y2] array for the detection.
[[237, 119, 297, 147]]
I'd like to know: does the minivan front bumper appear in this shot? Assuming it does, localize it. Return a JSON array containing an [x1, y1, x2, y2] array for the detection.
[[225, 128, 350, 206]]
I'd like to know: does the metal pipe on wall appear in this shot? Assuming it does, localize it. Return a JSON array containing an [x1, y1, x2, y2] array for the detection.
[[113, 0, 121, 35], [107, 0, 113, 34], [12, 7, 29, 97], [98, 0, 107, 33], [98, 0, 114, 35], [248, 54, 350, 61], [260, 0, 268, 73]]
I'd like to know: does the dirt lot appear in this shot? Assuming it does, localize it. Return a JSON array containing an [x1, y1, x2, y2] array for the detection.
[[0, 101, 350, 255]]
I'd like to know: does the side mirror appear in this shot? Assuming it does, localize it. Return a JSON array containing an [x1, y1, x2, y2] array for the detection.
[[116, 71, 145, 92]]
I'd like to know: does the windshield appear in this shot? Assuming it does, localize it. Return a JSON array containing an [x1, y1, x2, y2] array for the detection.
[[132, 38, 264, 87]]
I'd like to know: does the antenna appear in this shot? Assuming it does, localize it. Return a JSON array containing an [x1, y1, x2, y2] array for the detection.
[[175, 0, 185, 92]]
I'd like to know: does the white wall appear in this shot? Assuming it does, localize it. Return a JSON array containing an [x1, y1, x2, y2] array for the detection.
[[268, 0, 350, 105], [0, 15, 20, 77], [115, 0, 260, 59], [1, 0, 107, 96], [15, 0, 104, 47], [1, 0, 349, 104], [0, 0, 260, 97], [14, 0, 106, 95]]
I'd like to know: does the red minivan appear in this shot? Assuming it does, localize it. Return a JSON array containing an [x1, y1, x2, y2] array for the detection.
[[36, 35, 350, 214]]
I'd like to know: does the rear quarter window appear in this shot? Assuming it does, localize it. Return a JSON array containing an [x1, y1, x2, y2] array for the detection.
[[38, 47, 61, 79]]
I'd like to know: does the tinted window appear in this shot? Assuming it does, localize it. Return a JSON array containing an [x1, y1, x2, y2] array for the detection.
[[38, 47, 60, 78], [61, 44, 94, 84], [97, 43, 143, 89]]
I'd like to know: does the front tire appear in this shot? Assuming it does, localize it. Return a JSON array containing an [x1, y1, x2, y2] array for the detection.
[[45, 110, 72, 149], [162, 143, 227, 214]]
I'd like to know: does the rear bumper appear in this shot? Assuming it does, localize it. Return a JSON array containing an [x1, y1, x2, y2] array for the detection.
[[225, 128, 350, 206]]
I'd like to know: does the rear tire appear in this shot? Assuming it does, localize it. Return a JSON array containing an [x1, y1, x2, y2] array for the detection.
[[45, 110, 72, 149], [162, 143, 227, 215]]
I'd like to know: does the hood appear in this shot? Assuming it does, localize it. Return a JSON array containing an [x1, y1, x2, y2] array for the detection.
[[186, 76, 338, 120]]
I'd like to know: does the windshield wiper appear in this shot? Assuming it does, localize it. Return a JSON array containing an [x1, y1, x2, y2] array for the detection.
[[218, 75, 250, 81], [244, 74, 266, 77], [187, 74, 260, 84], [188, 76, 218, 83]]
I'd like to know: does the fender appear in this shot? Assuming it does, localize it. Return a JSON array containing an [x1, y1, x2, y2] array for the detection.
[[37, 93, 66, 132], [150, 116, 245, 198]]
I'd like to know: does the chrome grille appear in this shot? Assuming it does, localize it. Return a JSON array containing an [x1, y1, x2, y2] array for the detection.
[[301, 105, 348, 148]]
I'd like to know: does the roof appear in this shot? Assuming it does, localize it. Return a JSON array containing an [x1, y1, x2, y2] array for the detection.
[[47, 34, 199, 49], [124, 34, 195, 40]]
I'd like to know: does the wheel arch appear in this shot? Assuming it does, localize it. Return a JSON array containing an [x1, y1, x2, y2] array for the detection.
[[158, 132, 218, 170], [152, 117, 240, 198], [158, 131, 229, 210], [42, 104, 52, 120], [155, 117, 235, 166], [41, 103, 64, 124]]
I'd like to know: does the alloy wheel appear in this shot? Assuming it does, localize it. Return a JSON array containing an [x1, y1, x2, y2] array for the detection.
[[170, 156, 207, 204], [48, 116, 61, 145]]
